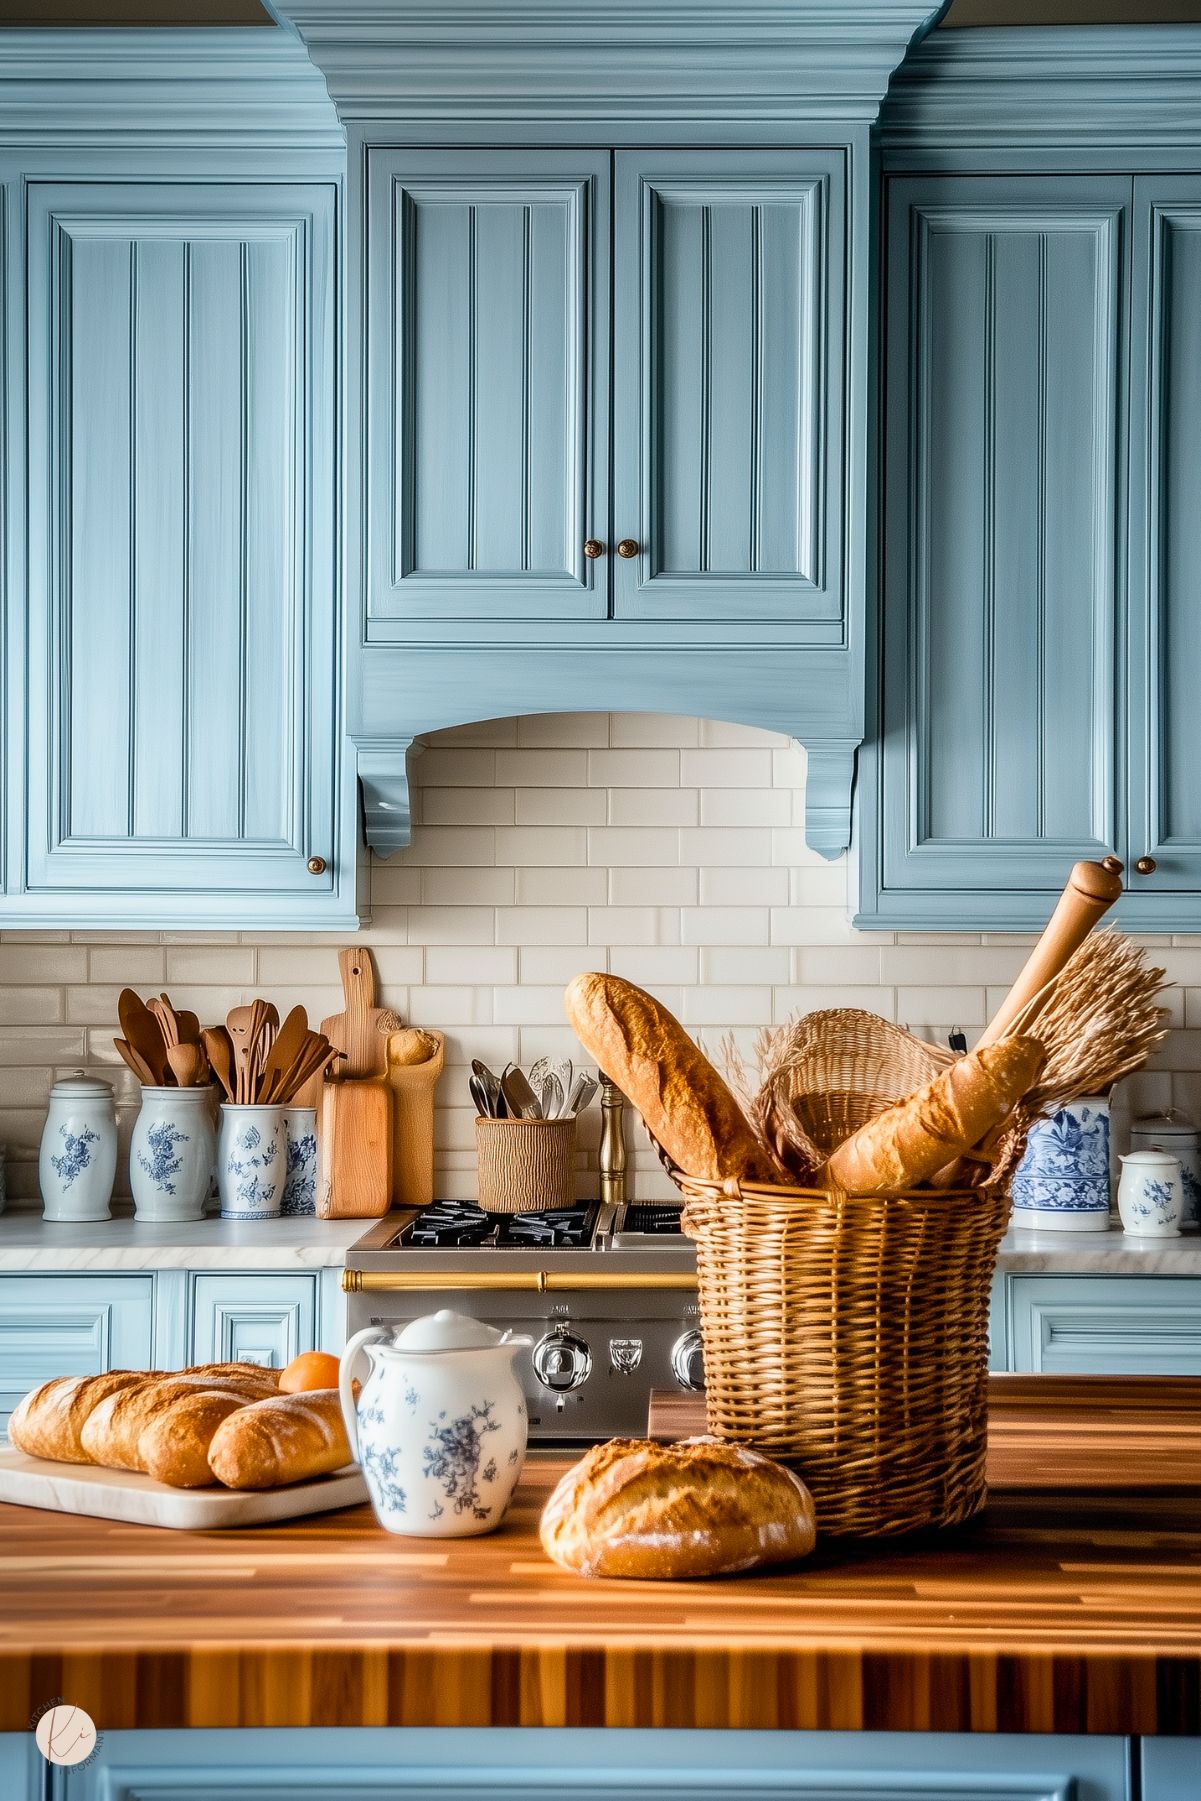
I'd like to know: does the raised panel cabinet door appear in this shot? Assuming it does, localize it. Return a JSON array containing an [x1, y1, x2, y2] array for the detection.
[[613, 151, 846, 631], [879, 176, 1127, 897], [1008, 1275, 1201, 1375], [1129, 178, 1201, 893], [188, 1274, 318, 1368], [0, 1274, 154, 1428], [365, 149, 610, 626], [23, 182, 341, 915]]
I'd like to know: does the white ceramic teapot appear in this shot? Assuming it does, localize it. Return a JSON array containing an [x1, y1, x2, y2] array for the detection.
[[339, 1311, 533, 1537]]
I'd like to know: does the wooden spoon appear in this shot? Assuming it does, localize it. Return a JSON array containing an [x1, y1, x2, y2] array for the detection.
[[118, 988, 168, 1084], [114, 1037, 155, 1085], [175, 1010, 202, 1046], [150, 995, 181, 1048], [167, 1042, 208, 1088], [201, 1027, 236, 1103], [226, 1001, 271, 1104]]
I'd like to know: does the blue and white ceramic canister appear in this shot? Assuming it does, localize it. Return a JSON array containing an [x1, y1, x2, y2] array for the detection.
[[217, 1104, 284, 1220], [1129, 1113, 1200, 1229], [40, 1074, 118, 1223], [1117, 1150, 1183, 1238], [129, 1086, 216, 1223], [340, 1311, 533, 1539], [1011, 1095, 1111, 1231], [281, 1107, 318, 1216]]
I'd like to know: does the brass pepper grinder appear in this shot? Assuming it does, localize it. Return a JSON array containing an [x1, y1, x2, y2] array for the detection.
[[598, 1077, 627, 1209]]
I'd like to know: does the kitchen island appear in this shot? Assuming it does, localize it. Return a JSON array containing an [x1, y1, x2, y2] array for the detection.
[[0, 1378, 1197, 1798]]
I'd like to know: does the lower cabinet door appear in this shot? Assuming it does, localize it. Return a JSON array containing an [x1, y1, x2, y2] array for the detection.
[[0, 1275, 154, 1430], [1008, 1274, 1201, 1373], [1143, 1738, 1201, 1801], [54, 1727, 1132, 1801], [188, 1274, 318, 1369]]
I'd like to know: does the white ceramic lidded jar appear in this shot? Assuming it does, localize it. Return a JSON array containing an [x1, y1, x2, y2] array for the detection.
[[340, 1310, 533, 1538], [1129, 1112, 1200, 1229], [40, 1074, 118, 1222], [217, 1104, 285, 1220], [1117, 1150, 1184, 1237], [129, 1086, 216, 1223]]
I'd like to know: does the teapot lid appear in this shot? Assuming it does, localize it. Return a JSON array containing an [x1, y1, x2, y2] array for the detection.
[[394, 1308, 510, 1352]]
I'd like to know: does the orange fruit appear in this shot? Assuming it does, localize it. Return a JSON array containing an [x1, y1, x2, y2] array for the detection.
[[279, 1350, 341, 1393]]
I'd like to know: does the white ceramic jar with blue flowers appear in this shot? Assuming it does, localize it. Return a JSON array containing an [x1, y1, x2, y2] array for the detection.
[[129, 1086, 216, 1223], [1117, 1150, 1184, 1237], [217, 1104, 284, 1219], [40, 1074, 118, 1222]]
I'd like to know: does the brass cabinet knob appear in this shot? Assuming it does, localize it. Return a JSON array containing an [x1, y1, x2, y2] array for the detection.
[[306, 856, 328, 876], [1135, 856, 1158, 876], [616, 539, 639, 559], [1101, 855, 1124, 875], [583, 539, 604, 559]]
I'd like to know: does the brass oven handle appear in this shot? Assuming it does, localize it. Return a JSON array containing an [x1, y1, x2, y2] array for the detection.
[[343, 1269, 696, 1294]]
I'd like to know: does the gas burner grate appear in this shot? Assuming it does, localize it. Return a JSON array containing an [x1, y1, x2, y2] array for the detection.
[[402, 1198, 597, 1250], [621, 1204, 685, 1236]]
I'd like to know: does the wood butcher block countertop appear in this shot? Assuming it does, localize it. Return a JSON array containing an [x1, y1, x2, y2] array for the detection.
[[1, 1375, 1198, 1737]]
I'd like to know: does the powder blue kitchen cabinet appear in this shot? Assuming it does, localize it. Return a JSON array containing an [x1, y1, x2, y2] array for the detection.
[[0, 1274, 153, 1432], [1006, 1275, 1201, 1376]]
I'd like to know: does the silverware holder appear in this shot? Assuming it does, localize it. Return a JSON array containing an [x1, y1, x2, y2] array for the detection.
[[475, 1115, 576, 1214]]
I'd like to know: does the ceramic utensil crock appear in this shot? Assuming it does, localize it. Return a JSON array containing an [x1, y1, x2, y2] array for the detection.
[[281, 1106, 318, 1215], [217, 1104, 285, 1220], [1117, 1151, 1184, 1237], [1011, 1095, 1111, 1230], [129, 1085, 216, 1223], [340, 1310, 533, 1537], [40, 1074, 118, 1222]]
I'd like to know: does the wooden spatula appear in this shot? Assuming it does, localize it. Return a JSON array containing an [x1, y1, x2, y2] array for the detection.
[[114, 1037, 155, 1085], [201, 1027, 236, 1104], [118, 989, 168, 1085], [258, 1006, 310, 1104]]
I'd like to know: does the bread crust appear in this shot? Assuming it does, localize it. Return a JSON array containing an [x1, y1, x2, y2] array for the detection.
[[80, 1370, 279, 1473], [207, 1388, 351, 1490], [7, 1370, 144, 1464], [564, 972, 778, 1184], [824, 1036, 1045, 1195], [138, 1391, 249, 1488], [540, 1436, 817, 1580]]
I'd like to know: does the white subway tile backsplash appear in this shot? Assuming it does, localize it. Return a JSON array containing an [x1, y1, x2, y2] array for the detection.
[[4, 709, 1198, 1206]]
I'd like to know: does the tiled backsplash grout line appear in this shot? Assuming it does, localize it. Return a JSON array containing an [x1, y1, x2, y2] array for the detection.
[[0, 712, 1194, 1201]]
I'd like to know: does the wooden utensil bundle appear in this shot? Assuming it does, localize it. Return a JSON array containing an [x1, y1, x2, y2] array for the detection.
[[202, 1005, 340, 1106], [114, 990, 209, 1087]]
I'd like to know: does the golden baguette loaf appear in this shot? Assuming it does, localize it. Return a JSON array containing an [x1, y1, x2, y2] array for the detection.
[[80, 1370, 279, 1473], [564, 972, 778, 1184], [7, 1370, 144, 1464], [138, 1390, 250, 1488], [823, 1036, 1045, 1195], [207, 1388, 351, 1490], [540, 1436, 817, 1580]]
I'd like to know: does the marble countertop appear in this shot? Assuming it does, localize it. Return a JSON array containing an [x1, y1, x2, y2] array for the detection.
[[0, 1204, 366, 1270], [997, 1221, 1201, 1273]]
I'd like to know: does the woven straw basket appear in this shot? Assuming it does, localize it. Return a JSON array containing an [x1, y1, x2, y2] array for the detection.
[[678, 1175, 1010, 1538], [475, 1115, 576, 1214]]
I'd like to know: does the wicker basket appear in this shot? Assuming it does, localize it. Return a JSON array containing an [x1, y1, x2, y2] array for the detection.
[[475, 1115, 576, 1214], [678, 1174, 1011, 1538]]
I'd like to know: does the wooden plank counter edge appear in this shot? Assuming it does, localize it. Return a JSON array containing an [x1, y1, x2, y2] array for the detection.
[[1, 1376, 1198, 1736]]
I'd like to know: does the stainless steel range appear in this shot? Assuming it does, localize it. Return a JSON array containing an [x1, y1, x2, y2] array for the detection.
[[343, 1200, 701, 1445]]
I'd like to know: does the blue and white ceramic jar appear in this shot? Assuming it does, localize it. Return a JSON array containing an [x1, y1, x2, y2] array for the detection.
[[1117, 1150, 1183, 1238], [40, 1074, 118, 1223], [129, 1086, 216, 1223], [281, 1107, 318, 1216], [1129, 1114, 1200, 1229], [1011, 1096, 1111, 1231], [217, 1104, 284, 1220]]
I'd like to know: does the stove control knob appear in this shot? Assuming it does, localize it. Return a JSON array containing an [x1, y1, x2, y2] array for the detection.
[[671, 1329, 705, 1393], [532, 1328, 593, 1392]]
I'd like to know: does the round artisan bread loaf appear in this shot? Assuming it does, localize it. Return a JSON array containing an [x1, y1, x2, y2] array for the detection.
[[540, 1436, 817, 1580], [564, 972, 779, 1184]]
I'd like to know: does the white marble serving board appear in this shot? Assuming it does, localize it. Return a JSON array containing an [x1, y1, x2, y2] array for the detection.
[[0, 1445, 368, 1530]]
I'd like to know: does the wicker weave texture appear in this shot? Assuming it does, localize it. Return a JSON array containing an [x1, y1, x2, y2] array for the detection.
[[475, 1116, 576, 1214], [680, 1179, 1010, 1538]]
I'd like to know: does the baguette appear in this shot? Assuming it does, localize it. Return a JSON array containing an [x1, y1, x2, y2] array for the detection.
[[564, 972, 778, 1184], [207, 1388, 351, 1490], [824, 1036, 1045, 1195], [138, 1390, 249, 1488], [7, 1370, 144, 1464], [81, 1370, 279, 1473]]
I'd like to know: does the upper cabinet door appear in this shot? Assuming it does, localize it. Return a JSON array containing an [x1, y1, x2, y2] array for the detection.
[[23, 182, 343, 920], [365, 150, 610, 628], [612, 150, 845, 632], [1129, 178, 1201, 894], [878, 176, 1127, 898]]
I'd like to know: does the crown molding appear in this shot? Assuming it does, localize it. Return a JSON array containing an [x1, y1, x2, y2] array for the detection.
[[0, 27, 342, 147], [267, 1, 946, 125], [880, 24, 1201, 150]]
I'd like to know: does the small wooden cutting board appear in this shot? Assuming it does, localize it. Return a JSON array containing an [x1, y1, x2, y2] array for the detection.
[[320, 947, 400, 1079]]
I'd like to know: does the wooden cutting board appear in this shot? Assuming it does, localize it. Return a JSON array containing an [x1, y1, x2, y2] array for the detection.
[[0, 1445, 367, 1531], [320, 947, 400, 1078], [318, 1075, 393, 1217]]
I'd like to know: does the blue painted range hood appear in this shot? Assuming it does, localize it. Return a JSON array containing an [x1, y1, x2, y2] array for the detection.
[[272, 1, 945, 860]]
